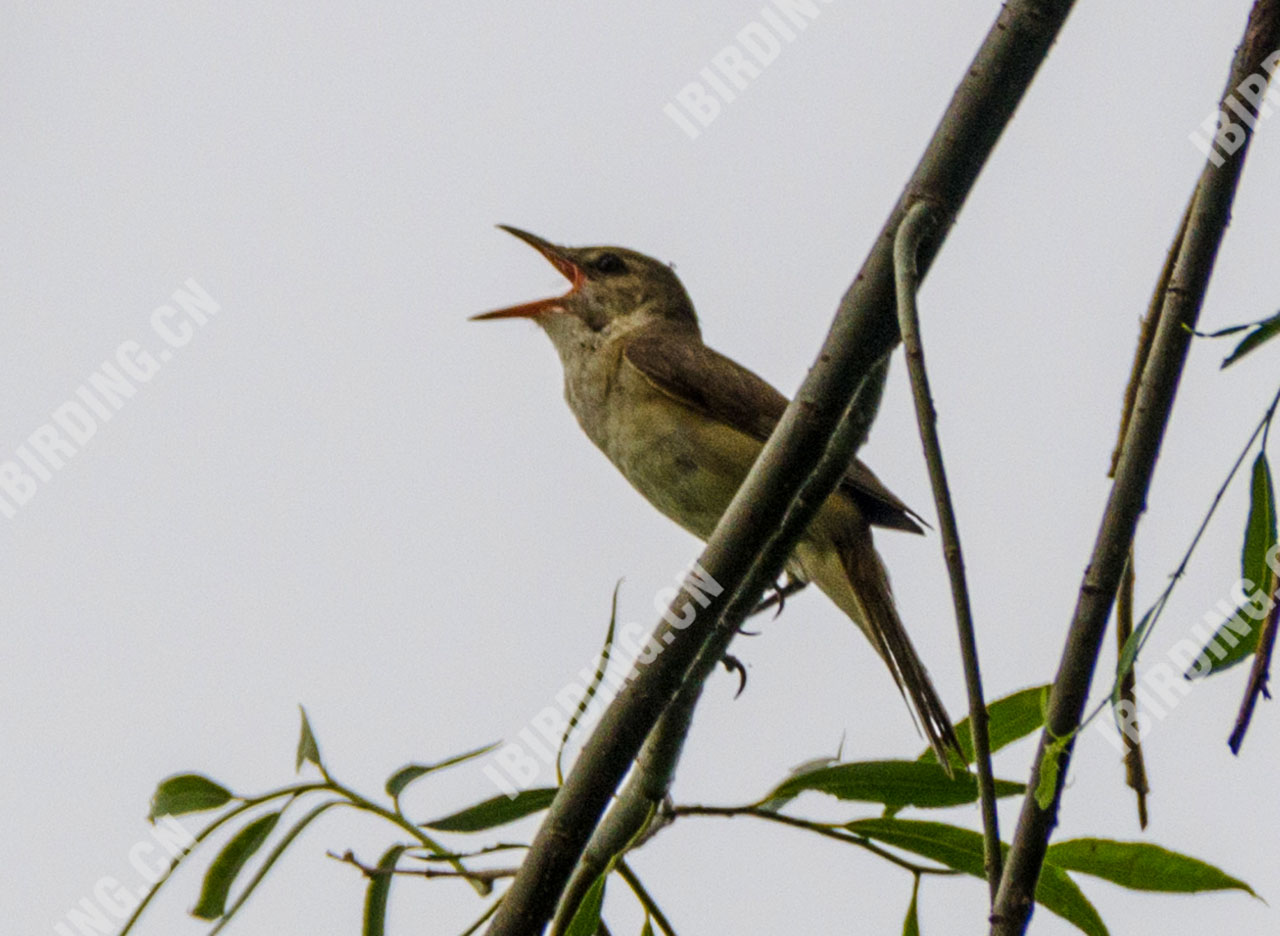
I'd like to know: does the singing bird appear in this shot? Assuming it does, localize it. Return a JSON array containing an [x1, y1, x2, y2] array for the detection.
[[473, 226, 960, 765]]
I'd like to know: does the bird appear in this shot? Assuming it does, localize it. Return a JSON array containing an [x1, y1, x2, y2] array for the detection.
[[472, 226, 961, 767]]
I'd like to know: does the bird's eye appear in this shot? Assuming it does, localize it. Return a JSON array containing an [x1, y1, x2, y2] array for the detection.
[[592, 253, 627, 275]]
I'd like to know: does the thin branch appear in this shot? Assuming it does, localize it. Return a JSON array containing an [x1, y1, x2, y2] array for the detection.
[[487, 3, 1081, 931], [1229, 563, 1280, 752], [894, 200, 1001, 902], [460, 899, 504, 936], [615, 860, 680, 936], [990, 4, 1280, 933], [672, 803, 962, 877], [330, 849, 518, 885], [1109, 203, 1192, 478], [1114, 550, 1149, 828]]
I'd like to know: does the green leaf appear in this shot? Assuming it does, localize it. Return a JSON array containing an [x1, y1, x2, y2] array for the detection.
[[385, 741, 502, 799], [1242, 453, 1277, 604], [1186, 453, 1277, 679], [191, 811, 281, 919], [847, 819, 1108, 936], [1046, 839, 1256, 897], [761, 760, 1023, 810], [902, 876, 921, 936], [211, 800, 340, 930], [149, 774, 234, 821], [1222, 309, 1280, 367], [363, 844, 409, 936], [1035, 735, 1069, 809], [1186, 602, 1266, 678], [421, 787, 557, 833], [296, 706, 322, 772], [640, 915, 655, 936], [918, 685, 1050, 765], [563, 872, 606, 936]]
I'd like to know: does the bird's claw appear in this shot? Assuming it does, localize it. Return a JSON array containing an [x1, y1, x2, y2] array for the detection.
[[720, 653, 748, 697]]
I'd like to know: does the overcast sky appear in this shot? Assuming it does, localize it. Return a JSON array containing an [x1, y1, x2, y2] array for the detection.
[[4, 2, 1279, 935]]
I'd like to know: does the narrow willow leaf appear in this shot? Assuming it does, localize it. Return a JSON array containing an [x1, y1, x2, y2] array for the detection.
[[385, 741, 502, 799], [421, 787, 557, 833], [1046, 839, 1256, 896], [1222, 309, 1280, 367], [902, 876, 921, 936], [918, 684, 1050, 765], [1186, 453, 1277, 679], [1035, 736, 1069, 809], [149, 774, 234, 821], [640, 914, 655, 936], [1241, 452, 1277, 581], [1242, 453, 1277, 603], [296, 705, 322, 772], [847, 819, 1107, 936], [1185, 602, 1266, 678], [761, 760, 1022, 810], [363, 844, 409, 936], [563, 872, 606, 936], [191, 811, 281, 919], [210, 801, 339, 933]]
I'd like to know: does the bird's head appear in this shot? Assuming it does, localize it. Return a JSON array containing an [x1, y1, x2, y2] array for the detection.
[[472, 226, 699, 342]]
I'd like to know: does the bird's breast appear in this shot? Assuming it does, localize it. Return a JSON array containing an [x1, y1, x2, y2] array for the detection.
[[565, 350, 763, 541]]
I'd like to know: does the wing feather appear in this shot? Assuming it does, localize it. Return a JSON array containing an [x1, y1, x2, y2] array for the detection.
[[623, 331, 924, 534]]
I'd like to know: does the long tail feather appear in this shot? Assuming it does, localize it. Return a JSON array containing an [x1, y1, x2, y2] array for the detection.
[[795, 523, 963, 773]]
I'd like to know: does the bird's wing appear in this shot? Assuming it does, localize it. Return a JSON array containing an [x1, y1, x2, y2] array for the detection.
[[623, 331, 924, 534]]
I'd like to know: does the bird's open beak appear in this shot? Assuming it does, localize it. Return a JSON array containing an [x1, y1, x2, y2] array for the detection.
[[470, 226, 586, 321]]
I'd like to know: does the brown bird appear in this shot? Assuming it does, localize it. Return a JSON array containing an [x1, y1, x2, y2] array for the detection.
[[473, 226, 960, 766]]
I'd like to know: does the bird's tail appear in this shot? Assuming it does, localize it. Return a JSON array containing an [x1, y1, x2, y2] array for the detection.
[[797, 526, 963, 774]]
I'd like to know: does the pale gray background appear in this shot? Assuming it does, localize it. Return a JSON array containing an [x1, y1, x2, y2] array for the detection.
[[4, 2, 1279, 934]]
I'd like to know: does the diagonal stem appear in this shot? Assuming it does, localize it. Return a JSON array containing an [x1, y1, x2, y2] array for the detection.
[[893, 200, 1001, 902], [990, 4, 1280, 932]]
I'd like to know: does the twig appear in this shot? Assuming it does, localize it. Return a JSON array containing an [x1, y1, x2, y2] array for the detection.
[[1109, 203, 1192, 478], [1104, 165, 1193, 836], [893, 200, 1001, 902], [330, 849, 518, 884], [990, 4, 1280, 932], [615, 860, 680, 936], [1115, 551, 1150, 828], [1229, 567, 1280, 752], [672, 803, 962, 877]]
